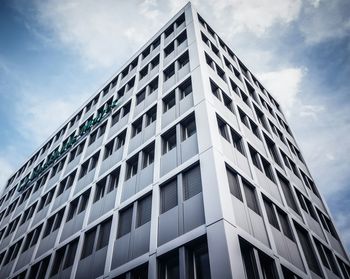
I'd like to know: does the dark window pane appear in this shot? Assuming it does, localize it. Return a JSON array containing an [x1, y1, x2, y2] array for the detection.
[[97, 219, 112, 250], [160, 179, 178, 213], [243, 182, 260, 215], [137, 195, 152, 227], [81, 229, 96, 259], [118, 207, 133, 237], [183, 165, 202, 200], [227, 168, 242, 201]]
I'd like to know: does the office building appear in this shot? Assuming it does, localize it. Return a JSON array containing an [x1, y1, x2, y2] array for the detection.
[[0, 2, 349, 278]]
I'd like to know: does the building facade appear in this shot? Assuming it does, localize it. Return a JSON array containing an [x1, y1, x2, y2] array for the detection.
[[0, 3, 349, 279]]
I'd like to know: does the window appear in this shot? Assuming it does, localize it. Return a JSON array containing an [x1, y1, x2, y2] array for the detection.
[[44, 209, 64, 238], [159, 251, 179, 279], [89, 130, 98, 146], [79, 161, 89, 179], [22, 224, 42, 253], [190, 243, 211, 279], [126, 155, 138, 180], [178, 51, 189, 69], [238, 109, 250, 127], [3, 239, 22, 265], [205, 53, 225, 81], [217, 117, 230, 141], [94, 169, 119, 202], [183, 165, 202, 200], [146, 106, 157, 126], [181, 116, 196, 141], [164, 24, 174, 38], [64, 239, 78, 269], [163, 92, 176, 112], [264, 199, 279, 229], [250, 121, 260, 139], [315, 239, 340, 276], [132, 118, 142, 137], [136, 89, 146, 105], [226, 167, 243, 201], [118, 206, 133, 237], [66, 190, 90, 222], [57, 171, 76, 196], [37, 188, 54, 211], [261, 157, 275, 182], [277, 209, 293, 240], [136, 194, 152, 227], [298, 191, 318, 220], [162, 128, 176, 154], [240, 238, 278, 279], [317, 210, 339, 239], [139, 66, 148, 80], [103, 130, 125, 159], [4, 216, 20, 238], [179, 78, 192, 99], [142, 144, 155, 169], [160, 179, 178, 213], [116, 130, 126, 149], [164, 42, 175, 57], [81, 229, 96, 259], [282, 266, 302, 279], [222, 93, 233, 112], [111, 111, 120, 126], [278, 175, 299, 214], [164, 64, 175, 81], [20, 202, 36, 225], [337, 257, 350, 279], [211, 80, 232, 111], [249, 146, 262, 171], [149, 77, 159, 93], [242, 181, 260, 214], [28, 255, 50, 279], [116, 263, 149, 279], [295, 224, 322, 276], [148, 55, 159, 71], [265, 135, 282, 167], [96, 218, 112, 250], [231, 129, 245, 155], [51, 246, 65, 276]]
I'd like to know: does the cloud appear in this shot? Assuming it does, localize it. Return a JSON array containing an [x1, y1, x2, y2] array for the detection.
[[15, 92, 88, 145], [0, 158, 14, 193], [257, 67, 305, 113], [34, 0, 173, 69], [30, 0, 305, 69], [299, 0, 350, 44], [208, 0, 302, 36], [332, 209, 350, 251], [299, 104, 325, 120]]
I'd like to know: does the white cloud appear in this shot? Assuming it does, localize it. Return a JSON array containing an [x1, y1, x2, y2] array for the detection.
[[15, 92, 88, 145], [299, 0, 350, 44], [258, 68, 305, 114], [31, 0, 304, 69], [0, 158, 14, 193], [299, 104, 325, 120], [34, 0, 173, 69]]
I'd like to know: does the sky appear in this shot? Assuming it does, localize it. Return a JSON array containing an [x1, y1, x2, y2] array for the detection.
[[0, 0, 349, 250]]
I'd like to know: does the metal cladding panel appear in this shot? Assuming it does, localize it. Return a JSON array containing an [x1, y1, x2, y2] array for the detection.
[[133, 222, 151, 258], [36, 229, 59, 257], [162, 105, 176, 128], [15, 246, 35, 271], [183, 192, 205, 233], [160, 147, 178, 176], [158, 206, 179, 246], [180, 133, 198, 163], [112, 233, 131, 268]]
